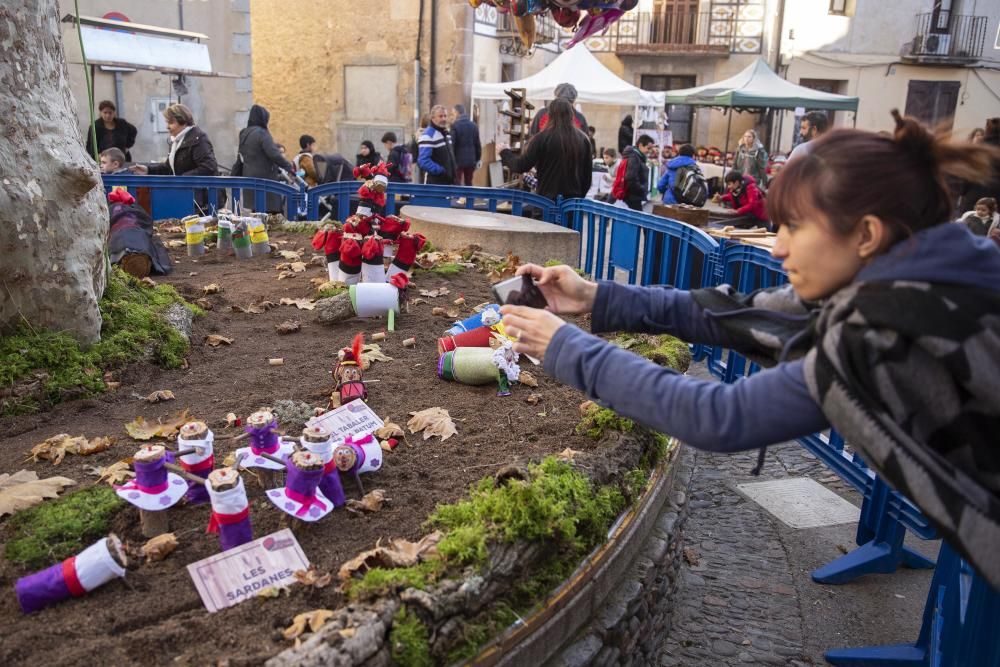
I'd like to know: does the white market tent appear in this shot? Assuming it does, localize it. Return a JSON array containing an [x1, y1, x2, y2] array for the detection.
[[472, 45, 665, 107]]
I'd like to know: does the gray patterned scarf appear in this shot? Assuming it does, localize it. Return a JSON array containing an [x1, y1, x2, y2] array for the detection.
[[692, 281, 1000, 588]]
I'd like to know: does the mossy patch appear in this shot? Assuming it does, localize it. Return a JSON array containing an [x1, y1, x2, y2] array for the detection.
[[0, 269, 199, 415], [575, 405, 634, 440], [424, 262, 463, 276], [315, 285, 347, 299], [278, 222, 322, 235], [347, 560, 444, 602], [4, 485, 123, 570], [390, 606, 433, 667], [428, 457, 626, 566], [543, 259, 588, 277], [614, 333, 691, 373]]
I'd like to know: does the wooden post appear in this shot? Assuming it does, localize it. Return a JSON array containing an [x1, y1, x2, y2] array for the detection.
[[134, 445, 171, 538]]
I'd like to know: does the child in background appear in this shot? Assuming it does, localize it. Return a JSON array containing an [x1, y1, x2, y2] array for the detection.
[[99, 147, 129, 174], [958, 197, 998, 237]]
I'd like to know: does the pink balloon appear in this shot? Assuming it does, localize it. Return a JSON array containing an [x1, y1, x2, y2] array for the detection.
[[566, 9, 625, 48]]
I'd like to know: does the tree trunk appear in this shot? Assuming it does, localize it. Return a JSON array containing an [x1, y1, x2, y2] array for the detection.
[[0, 1, 107, 344]]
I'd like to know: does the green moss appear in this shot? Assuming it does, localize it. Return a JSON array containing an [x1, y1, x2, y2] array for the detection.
[[316, 285, 347, 299], [426, 262, 463, 276], [5, 485, 123, 569], [614, 334, 691, 373], [420, 240, 437, 254], [347, 560, 443, 602], [279, 222, 322, 235], [390, 606, 433, 667], [624, 468, 649, 500], [0, 269, 198, 415], [443, 604, 520, 664], [575, 406, 634, 440], [542, 259, 588, 277], [428, 457, 626, 566]]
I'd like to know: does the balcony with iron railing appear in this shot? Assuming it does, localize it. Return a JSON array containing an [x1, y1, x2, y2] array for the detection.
[[612, 11, 733, 56], [904, 11, 988, 64]]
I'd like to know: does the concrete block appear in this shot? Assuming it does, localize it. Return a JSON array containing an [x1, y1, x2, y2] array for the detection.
[[400, 205, 580, 267], [559, 634, 603, 667]]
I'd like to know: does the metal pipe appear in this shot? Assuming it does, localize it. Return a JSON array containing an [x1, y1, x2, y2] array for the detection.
[[767, 0, 787, 153], [430, 0, 437, 106], [416, 0, 425, 135], [114, 71, 124, 115], [722, 108, 733, 180]]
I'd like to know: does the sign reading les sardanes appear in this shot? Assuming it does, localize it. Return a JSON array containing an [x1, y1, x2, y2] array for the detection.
[[187, 529, 309, 612]]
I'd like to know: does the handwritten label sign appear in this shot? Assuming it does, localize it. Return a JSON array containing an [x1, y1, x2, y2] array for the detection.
[[187, 529, 309, 612], [306, 400, 384, 440]]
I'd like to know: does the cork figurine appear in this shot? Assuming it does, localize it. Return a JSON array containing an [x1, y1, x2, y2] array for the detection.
[[333, 432, 382, 496], [299, 424, 346, 508], [266, 450, 334, 522], [332, 333, 367, 406], [15, 534, 127, 614], [206, 468, 253, 551], [177, 421, 214, 505]]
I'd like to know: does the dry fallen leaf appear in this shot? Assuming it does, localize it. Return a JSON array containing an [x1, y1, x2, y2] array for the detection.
[[88, 460, 135, 486], [225, 413, 240, 428], [406, 407, 457, 441], [166, 239, 185, 248], [277, 270, 297, 280], [283, 609, 335, 640], [683, 547, 700, 566], [518, 371, 539, 388], [124, 409, 191, 440], [0, 470, 76, 517], [194, 298, 214, 311], [257, 586, 285, 599], [280, 297, 316, 311], [556, 447, 583, 463], [525, 393, 542, 405], [247, 300, 278, 314], [146, 390, 175, 403], [275, 320, 301, 335], [140, 277, 157, 288], [159, 224, 184, 234], [277, 250, 302, 260], [30, 434, 114, 464], [141, 533, 179, 563], [205, 334, 234, 347], [338, 531, 442, 582], [579, 400, 598, 415], [409, 298, 427, 306], [290, 261, 307, 273], [360, 343, 393, 370], [202, 283, 222, 295], [419, 287, 450, 298], [294, 565, 333, 589], [346, 488, 391, 514], [339, 628, 356, 639], [374, 422, 404, 440]]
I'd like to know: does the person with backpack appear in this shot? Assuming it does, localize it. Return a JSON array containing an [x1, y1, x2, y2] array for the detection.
[[657, 143, 708, 207], [293, 135, 319, 187], [612, 134, 657, 210], [381, 132, 412, 183], [717, 170, 769, 228], [734, 129, 769, 188]]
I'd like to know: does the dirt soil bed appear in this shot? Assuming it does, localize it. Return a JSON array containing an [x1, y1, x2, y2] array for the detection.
[[0, 229, 606, 666]]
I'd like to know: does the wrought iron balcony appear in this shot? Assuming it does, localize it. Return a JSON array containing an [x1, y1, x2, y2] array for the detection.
[[905, 11, 988, 63], [611, 11, 737, 56]]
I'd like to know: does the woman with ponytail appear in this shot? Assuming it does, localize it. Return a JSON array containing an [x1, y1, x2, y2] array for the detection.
[[501, 111, 1000, 589]]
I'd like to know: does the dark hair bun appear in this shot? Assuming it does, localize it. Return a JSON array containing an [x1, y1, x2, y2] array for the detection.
[[890, 109, 937, 167]]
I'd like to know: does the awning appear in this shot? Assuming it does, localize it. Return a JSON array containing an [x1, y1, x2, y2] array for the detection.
[[61, 15, 239, 78]]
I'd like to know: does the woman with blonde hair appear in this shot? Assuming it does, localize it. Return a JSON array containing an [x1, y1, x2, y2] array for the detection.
[[733, 128, 768, 187]]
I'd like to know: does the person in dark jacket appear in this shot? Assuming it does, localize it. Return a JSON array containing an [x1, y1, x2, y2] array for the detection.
[[617, 115, 634, 154], [718, 170, 769, 228], [499, 98, 592, 202], [530, 83, 588, 136], [656, 143, 699, 205], [381, 132, 411, 183], [957, 117, 1000, 212], [501, 114, 1000, 590], [235, 104, 294, 213], [86, 100, 138, 161], [451, 104, 482, 186], [131, 103, 218, 211], [418, 105, 457, 185], [356, 140, 382, 170], [618, 134, 656, 210]]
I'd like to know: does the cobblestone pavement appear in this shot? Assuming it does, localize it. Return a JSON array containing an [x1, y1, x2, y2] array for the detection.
[[658, 364, 939, 666]]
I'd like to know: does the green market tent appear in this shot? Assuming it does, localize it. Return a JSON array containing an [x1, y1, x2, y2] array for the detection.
[[665, 58, 859, 111]]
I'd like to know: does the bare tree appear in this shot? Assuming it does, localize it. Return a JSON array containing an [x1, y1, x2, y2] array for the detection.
[[0, 0, 107, 344]]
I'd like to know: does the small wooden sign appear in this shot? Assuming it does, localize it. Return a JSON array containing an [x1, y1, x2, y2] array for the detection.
[[187, 529, 309, 613], [306, 400, 384, 440]]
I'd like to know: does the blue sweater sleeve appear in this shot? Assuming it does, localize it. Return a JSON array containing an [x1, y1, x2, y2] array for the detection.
[[591, 281, 744, 348], [656, 168, 671, 195], [417, 143, 443, 175], [544, 324, 828, 451]]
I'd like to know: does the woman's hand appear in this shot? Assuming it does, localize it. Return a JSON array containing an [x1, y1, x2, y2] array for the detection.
[[500, 305, 566, 362], [129, 164, 149, 175], [514, 263, 597, 315]]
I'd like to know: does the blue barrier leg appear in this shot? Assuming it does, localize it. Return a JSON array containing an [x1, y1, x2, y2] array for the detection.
[[825, 543, 1000, 667], [812, 477, 935, 585]]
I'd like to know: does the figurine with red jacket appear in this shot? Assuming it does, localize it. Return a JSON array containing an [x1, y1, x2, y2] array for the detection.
[[717, 171, 769, 229], [332, 333, 367, 406]]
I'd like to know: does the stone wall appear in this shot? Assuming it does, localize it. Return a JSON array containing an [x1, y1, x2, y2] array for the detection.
[[542, 447, 692, 667], [250, 0, 474, 155]]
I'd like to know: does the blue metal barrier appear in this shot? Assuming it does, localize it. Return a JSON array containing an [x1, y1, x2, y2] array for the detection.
[[305, 181, 560, 223], [557, 199, 719, 287], [705, 241, 936, 585], [826, 542, 1000, 667], [101, 174, 303, 220]]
